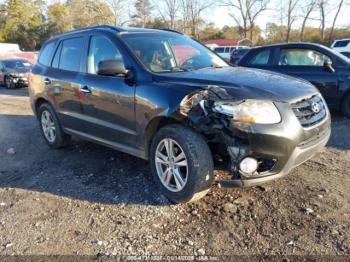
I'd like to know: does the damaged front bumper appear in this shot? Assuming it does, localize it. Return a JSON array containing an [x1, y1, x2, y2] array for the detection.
[[218, 101, 331, 187], [178, 88, 331, 188]]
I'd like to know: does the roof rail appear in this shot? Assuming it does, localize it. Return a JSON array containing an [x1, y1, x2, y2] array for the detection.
[[159, 28, 183, 35], [49, 25, 124, 39]]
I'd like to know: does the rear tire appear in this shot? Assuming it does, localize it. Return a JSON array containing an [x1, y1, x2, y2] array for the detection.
[[38, 103, 70, 148], [341, 93, 350, 118], [150, 124, 214, 203]]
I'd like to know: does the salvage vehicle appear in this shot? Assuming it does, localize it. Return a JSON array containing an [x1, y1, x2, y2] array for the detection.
[[29, 26, 331, 203], [0, 59, 32, 88], [238, 43, 350, 117]]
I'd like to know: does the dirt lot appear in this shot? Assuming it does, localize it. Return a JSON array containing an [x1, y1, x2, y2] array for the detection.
[[0, 87, 349, 259]]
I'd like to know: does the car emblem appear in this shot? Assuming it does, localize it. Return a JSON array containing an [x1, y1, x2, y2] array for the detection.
[[311, 102, 321, 113]]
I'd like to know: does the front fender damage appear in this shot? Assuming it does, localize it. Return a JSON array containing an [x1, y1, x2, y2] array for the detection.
[[178, 86, 254, 181]]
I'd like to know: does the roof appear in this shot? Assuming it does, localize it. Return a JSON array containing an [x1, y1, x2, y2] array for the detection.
[[251, 42, 327, 50], [203, 38, 251, 46], [49, 25, 182, 40]]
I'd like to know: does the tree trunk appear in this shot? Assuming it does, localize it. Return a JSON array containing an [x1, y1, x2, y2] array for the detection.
[[329, 0, 344, 42]]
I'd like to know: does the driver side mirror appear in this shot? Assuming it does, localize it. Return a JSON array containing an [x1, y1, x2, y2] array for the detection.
[[97, 60, 128, 76], [324, 58, 335, 73]]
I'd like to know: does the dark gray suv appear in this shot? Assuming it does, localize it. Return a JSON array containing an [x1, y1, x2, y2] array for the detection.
[[29, 25, 331, 203]]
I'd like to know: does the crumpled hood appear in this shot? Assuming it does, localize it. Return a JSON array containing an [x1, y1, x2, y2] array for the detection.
[[155, 66, 319, 102]]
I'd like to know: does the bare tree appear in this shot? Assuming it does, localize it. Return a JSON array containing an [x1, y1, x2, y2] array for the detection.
[[222, 0, 269, 41], [318, 0, 327, 41], [104, 0, 126, 26], [285, 0, 299, 42], [180, 0, 212, 38], [133, 0, 153, 27], [329, 0, 345, 42], [299, 0, 317, 41], [157, 0, 180, 29]]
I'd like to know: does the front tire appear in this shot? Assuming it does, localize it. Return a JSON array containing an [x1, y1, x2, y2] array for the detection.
[[150, 124, 214, 203], [38, 103, 70, 148], [341, 93, 350, 118]]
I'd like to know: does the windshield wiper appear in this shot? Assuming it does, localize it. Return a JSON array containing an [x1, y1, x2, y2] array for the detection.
[[199, 65, 225, 70], [169, 66, 193, 72]]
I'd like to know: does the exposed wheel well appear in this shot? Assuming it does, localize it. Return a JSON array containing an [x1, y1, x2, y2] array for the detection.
[[144, 116, 183, 158], [34, 98, 49, 117]]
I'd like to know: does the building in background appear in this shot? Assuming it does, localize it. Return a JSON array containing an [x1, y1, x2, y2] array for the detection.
[[204, 38, 253, 50], [0, 43, 38, 65]]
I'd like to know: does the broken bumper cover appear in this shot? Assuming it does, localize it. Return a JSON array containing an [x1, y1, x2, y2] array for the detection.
[[219, 101, 331, 188]]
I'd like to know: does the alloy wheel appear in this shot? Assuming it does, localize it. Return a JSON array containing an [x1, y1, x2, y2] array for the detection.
[[155, 138, 188, 192], [41, 110, 56, 143]]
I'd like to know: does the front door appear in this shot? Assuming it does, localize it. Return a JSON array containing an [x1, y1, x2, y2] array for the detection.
[[79, 34, 136, 149], [272, 48, 340, 106]]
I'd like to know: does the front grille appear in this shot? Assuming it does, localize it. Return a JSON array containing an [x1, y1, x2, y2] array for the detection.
[[291, 95, 327, 127]]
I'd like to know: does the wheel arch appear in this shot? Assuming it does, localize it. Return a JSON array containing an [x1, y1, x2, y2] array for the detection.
[[143, 111, 194, 159], [34, 97, 50, 118]]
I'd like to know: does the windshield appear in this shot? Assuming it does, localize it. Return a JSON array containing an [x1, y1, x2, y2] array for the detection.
[[121, 33, 228, 73], [4, 60, 32, 69]]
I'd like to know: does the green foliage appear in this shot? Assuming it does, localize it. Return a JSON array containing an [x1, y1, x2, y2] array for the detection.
[[0, 0, 46, 50], [0, 0, 350, 50], [47, 3, 70, 36]]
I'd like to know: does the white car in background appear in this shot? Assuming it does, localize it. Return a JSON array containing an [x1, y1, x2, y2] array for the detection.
[[331, 39, 350, 58], [213, 46, 250, 61]]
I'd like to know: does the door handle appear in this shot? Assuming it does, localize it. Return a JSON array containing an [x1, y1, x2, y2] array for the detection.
[[44, 78, 51, 85], [80, 85, 91, 93]]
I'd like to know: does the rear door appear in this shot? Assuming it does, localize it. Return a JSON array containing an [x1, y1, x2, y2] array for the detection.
[[271, 47, 340, 105], [79, 33, 137, 148], [47, 36, 88, 133]]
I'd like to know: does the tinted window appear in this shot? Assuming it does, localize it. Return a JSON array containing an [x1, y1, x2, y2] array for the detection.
[[88, 35, 123, 74], [278, 48, 330, 66], [341, 52, 350, 58], [38, 42, 55, 66], [334, 40, 350, 48], [250, 50, 270, 65], [52, 42, 62, 68], [59, 37, 84, 72], [214, 47, 224, 53]]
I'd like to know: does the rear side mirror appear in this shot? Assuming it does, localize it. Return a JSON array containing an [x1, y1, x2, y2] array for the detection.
[[324, 58, 335, 73], [97, 60, 128, 76]]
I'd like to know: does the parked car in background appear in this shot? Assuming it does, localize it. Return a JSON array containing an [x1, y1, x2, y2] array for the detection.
[[230, 47, 250, 65], [213, 46, 249, 61], [331, 38, 350, 58], [0, 59, 32, 88], [29, 26, 330, 203], [238, 42, 350, 117]]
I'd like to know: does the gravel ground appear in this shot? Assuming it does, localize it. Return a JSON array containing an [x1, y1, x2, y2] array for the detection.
[[0, 87, 349, 259]]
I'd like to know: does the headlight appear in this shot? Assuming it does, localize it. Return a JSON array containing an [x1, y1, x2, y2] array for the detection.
[[213, 100, 281, 124]]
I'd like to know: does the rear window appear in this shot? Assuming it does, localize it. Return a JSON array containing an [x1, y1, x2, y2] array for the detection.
[[38, 42, 55, 66], [334, 40, 350, 48], [59, 37, 84, 72], [249, 50, 271, 65]]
